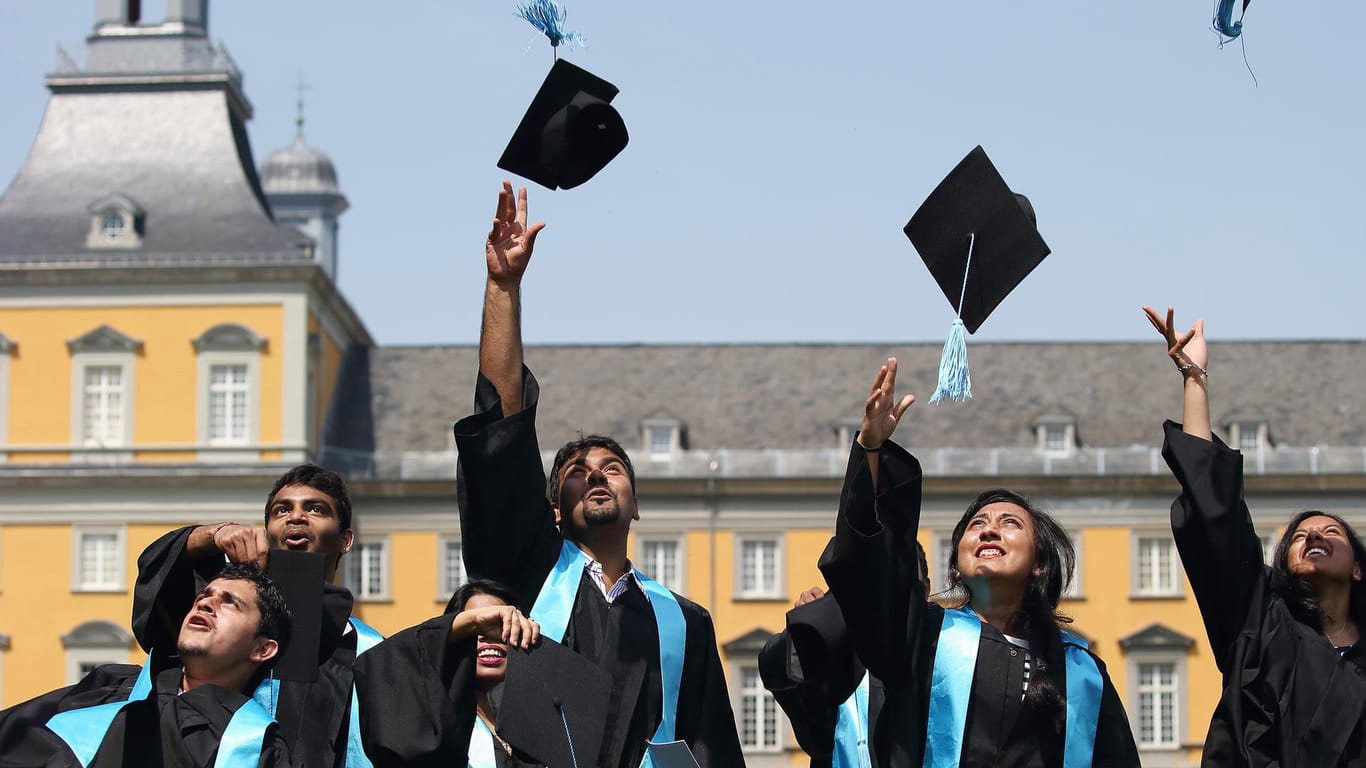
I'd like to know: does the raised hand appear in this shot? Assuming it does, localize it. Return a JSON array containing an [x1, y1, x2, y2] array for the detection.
[[1142, 305, 1207, 377], [452, 604, 541, 650], [485, 180, 545, 288], [794, 586, 826, 608], [213, 523, 270, 568], [858, 358, 916, 452]]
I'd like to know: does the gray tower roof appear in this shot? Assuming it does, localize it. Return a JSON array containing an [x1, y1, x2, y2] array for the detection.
[[0, 8, 311, 268]]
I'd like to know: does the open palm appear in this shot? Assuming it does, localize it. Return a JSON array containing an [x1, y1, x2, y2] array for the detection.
[[485, 181, 544, 287]]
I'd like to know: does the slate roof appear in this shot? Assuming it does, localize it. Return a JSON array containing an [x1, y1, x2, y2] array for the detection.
[[0, 30, 309, 267], [340, 341, 1366, 460]]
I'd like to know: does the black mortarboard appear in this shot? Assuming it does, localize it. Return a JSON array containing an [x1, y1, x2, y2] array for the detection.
[[497, 58, 628, 191], [496, 638, 611, 767], [265, 550, 325, 682], [904, 145, 1050, 335]]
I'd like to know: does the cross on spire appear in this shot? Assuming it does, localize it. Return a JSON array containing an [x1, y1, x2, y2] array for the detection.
[[294, 74, 313, 139]]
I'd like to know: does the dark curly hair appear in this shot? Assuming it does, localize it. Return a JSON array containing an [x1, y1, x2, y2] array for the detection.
[[445, 578, 520, 615], [216, 563, 292, 652]]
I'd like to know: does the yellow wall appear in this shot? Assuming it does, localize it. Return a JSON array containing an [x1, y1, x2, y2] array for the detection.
[[0, 305, 283, 457], [0, 523, 172, 705]]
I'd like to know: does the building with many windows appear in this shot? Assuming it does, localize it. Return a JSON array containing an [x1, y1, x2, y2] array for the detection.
[[3, 4, 1366, 767]]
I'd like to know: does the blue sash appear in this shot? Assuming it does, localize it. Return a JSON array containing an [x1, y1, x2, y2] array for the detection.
[[832, 672, 872, 768], [47, 654, 275, 768], [345, 617, 385, 768], [46, 658, 155, 768], [468, 716, 499, 768], [530, 540, 688, 768], [215, 696, 275, 768], [923, 606, 1102, 768]]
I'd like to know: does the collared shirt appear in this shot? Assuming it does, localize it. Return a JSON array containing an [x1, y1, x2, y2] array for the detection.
[[584, 554, 642, 604]]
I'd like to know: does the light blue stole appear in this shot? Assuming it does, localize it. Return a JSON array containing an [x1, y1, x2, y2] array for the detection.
[[530, 539, 687, 768], [468, 716, 500, 768], [832, 671, 872, 768], [924, 605, 1102, 768], [250, 616, 384, 768], [47, 653, 276, 768]]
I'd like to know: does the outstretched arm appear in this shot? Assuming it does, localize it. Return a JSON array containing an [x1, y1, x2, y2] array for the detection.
[[1143, 305, 1210, 440], [857, 358, 916, 489], [480, 181, 545, 417]]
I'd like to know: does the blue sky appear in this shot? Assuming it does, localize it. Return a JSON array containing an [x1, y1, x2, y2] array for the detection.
[[2, 2, 1363, 346]]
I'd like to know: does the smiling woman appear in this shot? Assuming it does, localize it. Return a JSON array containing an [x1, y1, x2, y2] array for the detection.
[[817, 358, 1140, 767], [1148, 305, 1366, 767]]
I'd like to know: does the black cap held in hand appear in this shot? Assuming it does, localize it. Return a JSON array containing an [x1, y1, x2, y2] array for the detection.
[[498, 59, 629, 190], [903, 145, 1050, 334], [496, 638, 611, 766]]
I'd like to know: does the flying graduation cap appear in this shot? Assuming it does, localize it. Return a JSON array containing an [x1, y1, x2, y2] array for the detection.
[[1213, 0, 1251, 41], [904, 146, 1050, 404], [497, 0, 628, 190]]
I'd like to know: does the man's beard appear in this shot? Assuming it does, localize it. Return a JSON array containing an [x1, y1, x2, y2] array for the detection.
[[582, 500, 622, 524]]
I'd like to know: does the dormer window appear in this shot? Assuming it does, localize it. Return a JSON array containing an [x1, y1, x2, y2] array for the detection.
[[1228, 419, 1268, 453], [86, 194, 144, 249], [1032, 411, 1077, 456], [641, 413, 684, 459]]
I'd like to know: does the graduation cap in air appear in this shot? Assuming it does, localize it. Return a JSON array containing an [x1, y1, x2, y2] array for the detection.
[[497, 638, 611, 767], [497, 1, 628, 190], [904, 145, 1050, 404], [265, 550, 326, 682]]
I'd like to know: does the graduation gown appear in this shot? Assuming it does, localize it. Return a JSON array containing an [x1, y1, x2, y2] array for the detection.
[[0, 663, 293, 768], [1163, 420, 1366, 767], [352, 614, 544, 768], [133, 526, 359, 768], [454, 368, 744, 768], [819, 440, 1140, 768], [758, 590, 885, 768]]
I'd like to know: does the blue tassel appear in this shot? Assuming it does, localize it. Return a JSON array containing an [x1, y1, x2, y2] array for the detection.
[[1213, 0, 1245, 41], [930, 318, 972, 404], [517, 0, 585, 48]]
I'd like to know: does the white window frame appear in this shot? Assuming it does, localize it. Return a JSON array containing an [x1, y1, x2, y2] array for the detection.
[[1131, 534, 1182, 598], [196, 350, 260, 461], [344, 537, 391, 602], [635, 535, 686, 594], [734, 534, 785, 600], [1258, 528, 1280, 568], [66, 648, 127, 686], [642, 417, 682, 459], [834, 418, 863, 451], [1230, 420, 1267, 454], [70, 352, 135, 458], [1035, 421, 1076, 456], [735, 661, 783, 752], [1126, 653, 1188, 753], [934, 531, 956, 594], [437, 535, 468, 602], [71, 525, 126, 593]]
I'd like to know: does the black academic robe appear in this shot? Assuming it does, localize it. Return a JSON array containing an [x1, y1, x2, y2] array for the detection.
[[819, 440, 1140, 768], [353, 614, 544, 768], [133, 527, 358, 768], [759, 591, 885, 768], [454, 368, 745, 768], [0, 663, 293, 768], [1163, 421, 1366, 767]]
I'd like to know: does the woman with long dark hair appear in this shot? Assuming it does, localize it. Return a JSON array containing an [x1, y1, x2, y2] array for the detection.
[[353, 578, 539, 768], [1146, 305, 1366, 766], [820, 358, 1139, 767]]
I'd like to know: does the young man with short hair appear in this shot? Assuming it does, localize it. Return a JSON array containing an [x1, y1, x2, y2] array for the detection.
[[454, 182, 743, 768], [0, 564, 294, 768], [133, 464, 380, 768]]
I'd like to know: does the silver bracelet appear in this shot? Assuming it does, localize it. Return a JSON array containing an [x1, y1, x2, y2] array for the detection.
[[1177, 361, 1208, 379]]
